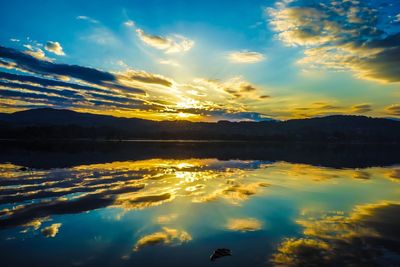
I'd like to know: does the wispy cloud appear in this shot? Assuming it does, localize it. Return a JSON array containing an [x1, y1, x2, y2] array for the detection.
[[351, 104, 372, 114], [136, 29, 194, 54], [123, 20, 135, 27], [385, 104, 400, 116], [76, 15, 99, 24], [227, 50, 265, 63], [158, 59, 180, 67]]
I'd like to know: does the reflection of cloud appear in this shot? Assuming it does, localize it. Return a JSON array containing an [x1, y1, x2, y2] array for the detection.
[[388, 169, 400, 181], [155, 214, 178, 224], [21, 217, 49, 233], [194, 181, 269, 204], [271, 201, 400, 266], [272, 238, 330, 266], [45, 41, 65, 56], [133, 227, 191, 251], [115, 192, 173, 210], [41, 223, 61, 238], [136, 29, 194, 54], [267, 0, 400, 83], [226, 218, 263, 232], [352, 171, 371, 180], [227, 51, 265, 63], [0, 159, 269, 230]]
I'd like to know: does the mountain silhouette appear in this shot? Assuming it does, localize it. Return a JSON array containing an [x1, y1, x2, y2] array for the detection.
[[0, 108, 399, 142]]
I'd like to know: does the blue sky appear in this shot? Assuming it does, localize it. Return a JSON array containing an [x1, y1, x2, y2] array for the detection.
[[0, 0, 399, 121]]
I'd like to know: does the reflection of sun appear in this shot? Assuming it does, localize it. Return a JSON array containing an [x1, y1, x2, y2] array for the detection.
[[177, 162, 193, 169]]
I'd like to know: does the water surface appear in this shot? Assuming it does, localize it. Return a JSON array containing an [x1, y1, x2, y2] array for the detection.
[[0, 142, 399, 266]]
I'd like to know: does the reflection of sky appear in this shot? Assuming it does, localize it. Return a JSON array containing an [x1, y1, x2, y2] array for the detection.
[[0, 159, 399, 266]]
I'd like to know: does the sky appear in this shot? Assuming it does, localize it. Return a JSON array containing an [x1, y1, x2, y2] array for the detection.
[[0, 0, 399, 121]]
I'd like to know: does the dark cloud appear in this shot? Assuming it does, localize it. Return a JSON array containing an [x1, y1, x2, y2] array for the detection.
[[385, 104, 400, 116], [119, 70, 173, 87], [0, 87, 72, 103], [239, 84, 257, 92], [0, 184, 145, 229], [352, 104, 372, 113], [0, 45, 144, 94], [0, 71, 111, 94], [0, 80, 84, 100]]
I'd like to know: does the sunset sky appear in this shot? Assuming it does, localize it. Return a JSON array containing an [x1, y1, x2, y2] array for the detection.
[[0, 0, 399, 121]]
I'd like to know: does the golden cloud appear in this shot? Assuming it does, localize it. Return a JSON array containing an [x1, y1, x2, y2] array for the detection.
[[227, 51, 265, 63], [226, 218, 263, 232], [385, 104, 400, 116], [133, 227, 191, 251], [271, 201, 400, 266], [45, 41, 65, 56], [41, 223, 61, 238]]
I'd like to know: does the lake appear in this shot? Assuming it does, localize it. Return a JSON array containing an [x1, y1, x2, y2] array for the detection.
[[0, 141, 399, 266]]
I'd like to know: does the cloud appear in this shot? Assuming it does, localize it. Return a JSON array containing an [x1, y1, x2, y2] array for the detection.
[[124, 20, 135, 27], [158, 59, 180, 67], [227, 50, 265, 63], [41, 223, 61, 238], [45, 41, 65, 56], [0, 45, 270, 121], [117, 69, 173, 87], [136, 29, 194, 54], [385, 104, 400, 116], [0, 45, 144, 94], [76, 15, 99, 24], [267, 0, 400, 83], [23, 44, 52, 62], [351, 104, 372, 113], [226, 218, 263, 232], [205, 111, 271, 122], [133, 227, 191, 251]]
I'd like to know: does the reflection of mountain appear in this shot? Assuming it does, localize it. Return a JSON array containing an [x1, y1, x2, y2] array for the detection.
[[1, 141, 399, 169], [1, 108, 399, 142]]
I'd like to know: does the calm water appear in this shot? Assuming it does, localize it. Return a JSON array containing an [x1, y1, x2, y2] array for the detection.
[[0, 141, 399, 267]]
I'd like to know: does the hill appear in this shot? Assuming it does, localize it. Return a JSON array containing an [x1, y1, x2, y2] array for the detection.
[[0, 108, 399, 142]]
